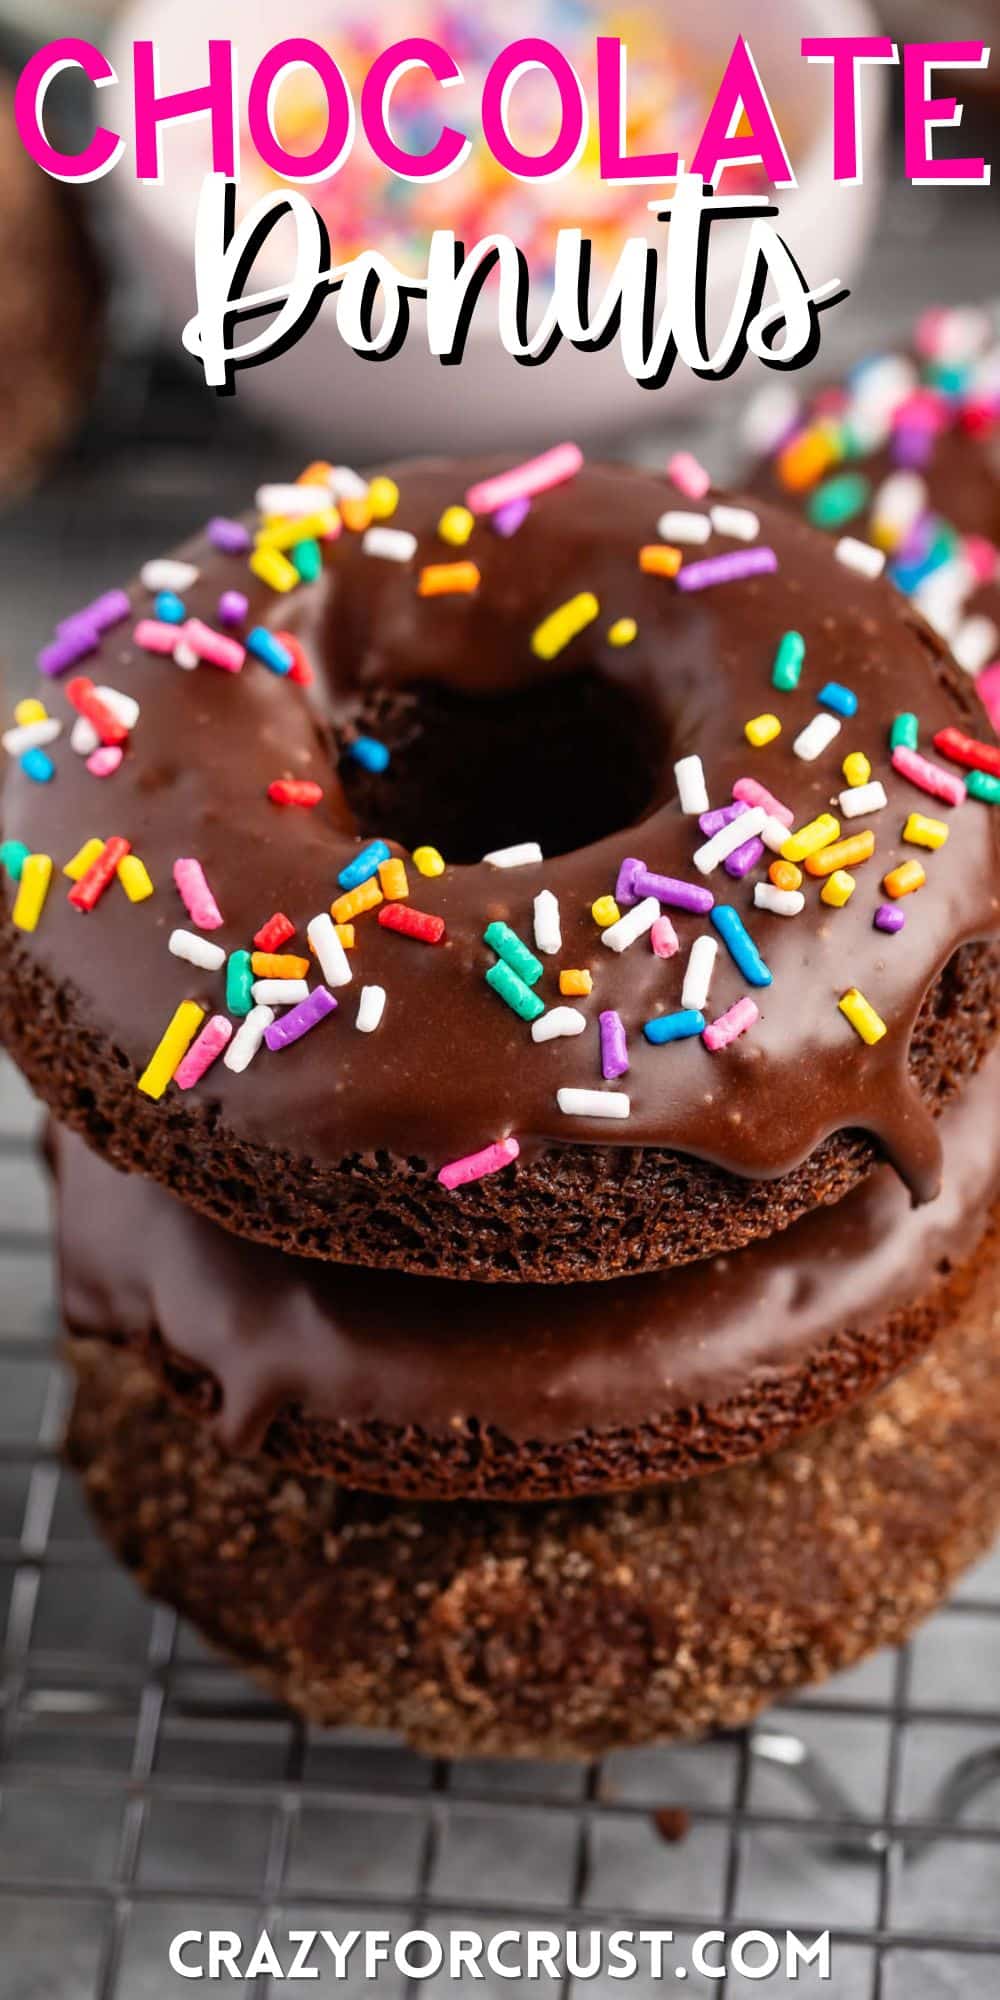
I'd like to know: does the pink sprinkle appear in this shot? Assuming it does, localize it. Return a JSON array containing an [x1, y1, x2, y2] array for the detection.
[[174, 1014, 233, 1090], [134, 619, 180, 656], [891, 744, 966, 807], [965, 536, 997, 586], [183, 619, 246, 674], [86, 745, 123, 779], [650, 915, 679, 958], [437, 1136, 520, 1191], [703, 998, 759, 1052], [732, 777, 794, 827], [173, 857, 224, 930], [667, 451, 710, 499], [676, 548, 778, 592], [465, 444, 582, 517], [977, 660, 1000, 734]]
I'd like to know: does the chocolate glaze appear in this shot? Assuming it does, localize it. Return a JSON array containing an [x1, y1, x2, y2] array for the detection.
[[54, 1041, 1000, 1457], [5, 463, 1000, 1202]]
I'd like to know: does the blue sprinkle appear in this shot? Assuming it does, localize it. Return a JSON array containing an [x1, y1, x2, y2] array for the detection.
[[338, 839, 392, 891], [154, 591, 186, 625], [246, 627, 293, 675], [643, 1009, 706, 1045], [818, 681, 858, 718], [20, 747, 55, 784], [349, 736, 391, 775], [710, 905, 773, 988]]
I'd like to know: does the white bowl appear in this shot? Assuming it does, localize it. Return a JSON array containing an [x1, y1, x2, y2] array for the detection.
[[110, 0, 887, 452]]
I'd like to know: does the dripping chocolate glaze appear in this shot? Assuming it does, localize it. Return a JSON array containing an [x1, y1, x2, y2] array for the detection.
[[54, 1042, 1000, 1455], [5, 463, 1000, 1194]]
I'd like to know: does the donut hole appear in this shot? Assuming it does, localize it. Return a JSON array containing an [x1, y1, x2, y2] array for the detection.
[[338, 670, 661, 863]]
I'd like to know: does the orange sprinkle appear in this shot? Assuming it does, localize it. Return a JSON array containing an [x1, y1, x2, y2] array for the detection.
[[639, 544, 682, 578], [418, 560, 481, 597], [378, 857, 410, 900], [341, 496, 372, 533], [331, 878, 383, 924], [250, 951, 310, 980], [804, 830, 876, 878], [560, 968, 593, 997], [335, 923, 355, 949], [777, 429, 837, 492], [769, 858, 802, 892], [298, 460, 333, 486], [883, 859, 926, 899]]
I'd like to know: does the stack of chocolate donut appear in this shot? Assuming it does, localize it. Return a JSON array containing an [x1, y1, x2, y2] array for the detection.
[[3, 443, 1000, 1758]]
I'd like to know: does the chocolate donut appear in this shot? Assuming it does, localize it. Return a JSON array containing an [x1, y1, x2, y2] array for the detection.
[[53, 1040, 1000, 1498], [65, 1216, 1000, 1755], [4, 454, 1000, 1282]]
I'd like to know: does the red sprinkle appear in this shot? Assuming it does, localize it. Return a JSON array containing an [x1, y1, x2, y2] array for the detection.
[[68, 835, 131, 911], [65, 676, 129, 747], [267, 778, 324, 807], [933, 725, 1000, 780], [253, 911, 296, 951], [273, 630, 314, 687], [378, 901, 445, 944]]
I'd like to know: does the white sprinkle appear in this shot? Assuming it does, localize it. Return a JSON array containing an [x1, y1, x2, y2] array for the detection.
[[657, 510, 711, 545], [741, 381, 801, 456], [693, 806, 766, 874], [793, 713, 841, 762], [356, 984, 386, 1034], [953, 615, 999, 676], [307, 913, 352, 988], [140, 558, 199, 593], [849, 354, 917, 430], [761, 815, 792, 854], [70, 716, 99, 756], [482, 841, 543, 868], [224, 1005, 274, 1073], [754, 883, 805, 917], [533, 888, 562, 955], [710, 504, 759, 542], [255, 483, 329, 519], [557, 1087, 630, 1120], [252, 979, 310, 1005], [329, 465, 369, 501], [601, 895, 659, 952], [682, 934, 718, 1012], [362, 526, 417, 562], [95, 686, 140, 729], [3, 717, 61, 756], [835, 537, 885, 579], [912, 565, 970, 642], [674, 754, 710, 816], [168, 929, 226, 973], [871, 471, 927, 546], [532, 1007, 587, 1042], [173, 640, 200, 671], [839, 779, 888, 818]]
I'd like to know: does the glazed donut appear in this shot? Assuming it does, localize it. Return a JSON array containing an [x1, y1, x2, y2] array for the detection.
[[3, 453, 1000, 1282], [53, 1039, 1000, 1499]]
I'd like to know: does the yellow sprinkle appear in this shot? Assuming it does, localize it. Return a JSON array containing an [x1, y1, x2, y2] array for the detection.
[[64, 837, 105, 881], [249, 546, 298, 593], [250, 952, 310, 979], [607, 617, 637, 648], [117, 855, 154, 903], [331, 878, 382, 925], [904, 812, 948, 851], [560, 968, 593, 997], [438, 505, 475, 547], [782, 813, 841, 864], [413, 845, 445, 878], [256, 508, 339, 551], [367, 476, 399, 521], [11, 853, 52, 932], [335, 923, 355, 949], [379, 857, 410, 900], [14, 698, 47, 726], [842, 751, 871, 788], [531, 592, 600, 661], [138, 1001, 205, 1101], [839, 987, 886, 1046], [638, 544, 682, 578], [884, 859, 926, 899], [821, 869, 855, 908], [592, 896, 619, 928], [340, 495, 372, 533], [745, 713, 781, 748]]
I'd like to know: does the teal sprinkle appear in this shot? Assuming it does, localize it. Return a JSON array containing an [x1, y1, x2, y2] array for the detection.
[[890, 712, 919, 751], [484, 919, 543, 988], [293, 538, 322, 583], [226, 949, 254, 1018], [807, 472, 871, 531], [485, 960, 545, 1023], [772, 630, 805, 692], [967, 769, 1000, 805], [0, 839, 30, 881]]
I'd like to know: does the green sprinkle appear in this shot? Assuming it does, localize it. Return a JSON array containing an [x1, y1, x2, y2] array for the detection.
[[807, 472, 871, 531], [890, 712, 919, 751], [485, 960, 545, 1022], [226, 949, 254, 1017], [293, 538, 322, 583], [0, 839, 30, 881], [483, 919, 543, 987], [967, 769, 1000, 805], [772, 630, 805, 692]]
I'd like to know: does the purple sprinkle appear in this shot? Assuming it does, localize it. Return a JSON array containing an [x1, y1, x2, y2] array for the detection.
[[699, 800, 748, 838], [891, 426, 933, 470], [874, 903, 906, 934], [37, 627, 98, 677], [207, 515, 251, 555], [599, 1009, 629, 1080], [87, 589, 131, 632], [632, 868, 714, 915], [675, 547, 778, 593], [895, 512, 935, 570], [264, 986, 337, 1051], [492, 496, 531, 537], [219, 590, 249, 626], [724, 835, 765, 879], [614, 855, 645, 907]]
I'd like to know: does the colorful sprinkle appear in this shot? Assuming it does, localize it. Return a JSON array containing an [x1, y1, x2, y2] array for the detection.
[[138, 1000, 205, 1099], [116, 855, 153, 903], [754, 882, 804, 917], [141, 558, 199, 594], [703, 997, 759, 1051], [438, 505, 474, 546], [339, 841, 392, 891], [818, 682, 858, 718], [482, 842, 542, 868], [331, 879, 382, 924], [804, 831, 875, 878], [465, 444, 583, 516], [307, 912, 353, 988], [835, 537, 885, 579], [355, 984, 386, 1034], [349, 736, 390, 774], [378, 857, 410, 901], [891, 744, 966, 807], [0, 839, 30, 880], [821, 869, 856, 907], [772, 631, 805, 691], [782, 814, 840, 864], [732, 777, 793, 827], [68, 836, 131, 912], [591, 895, 620, 929], [437, 1137, 520, 1190], [842, 752, 871, 788], [607, 617, 637, 647], [675, 548, 778, 592], [207, 517, 251, 556], [666, 451, 710, 499], [367, 477, 400, 521], [807, 473, 869, 530], [264, 985, 338, 1050], [694, 808, 766, 875], [492, 497, 531, 537], [875, 903, 906, 934], [967, 770, 1000, 805], [904, 812, 949, 850], [532, 1006, 587, 1042], [221, 1004, 271, 1072], [20, 747, 55, 783], [601, 896, 659, 952], [560, 969, 592, 996], [745, 713, 781, 748], [710, 905, 773, 987], [182, 620, 246, 674], [839, 780, 888, 819], [485, 959, 545, 1021], [226, 950, 254, 1016], [170, 929, 226, 973], [638, 544, 682, 578], [883, 859, 926, 899], [890, 713, 920, 752], [839, 988, 887, 1045], [531, 592, 599, 660], [11, 853, 52, 931], [533, 889, 562, 956], [933, 726, 1000, 782], [245, 628, 292, 675], [363, 526, 417, 563], [419, 560, 480, 597], [556, 1087, 630, 1120], [173, 858, 223, 930], [643, 1008, 705, 1045], [794, 713, 841, 762], [414, 845, 445, 877], [710, 504, 759, 542], [675, 755, 710, 816], [484, 920, 543, 987], [379, 902, 445, 944], [650, 915, 679, 957], [681, 935, 718, 1012], [254, 912, 295, 952], [219, 590, 249, 626], [66, 677, 128, 746], [249, 546, 298, 593], [173, 1013, 233, 1089], [657, 510, 710, 545]]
